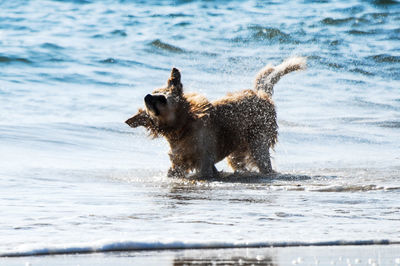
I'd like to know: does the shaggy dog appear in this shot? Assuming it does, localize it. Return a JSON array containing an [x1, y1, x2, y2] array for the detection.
[[125, 57, 306, 178]]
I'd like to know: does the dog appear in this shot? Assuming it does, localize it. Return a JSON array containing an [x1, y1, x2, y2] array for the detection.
[[125, 57, 306, 178]]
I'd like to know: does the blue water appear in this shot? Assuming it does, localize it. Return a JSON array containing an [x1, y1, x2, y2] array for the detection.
[[1, 0, 400, 258]]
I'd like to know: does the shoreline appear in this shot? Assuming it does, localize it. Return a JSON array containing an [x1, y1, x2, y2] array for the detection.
[[1, 239, 400, 258], [1, 244, 399, 266]]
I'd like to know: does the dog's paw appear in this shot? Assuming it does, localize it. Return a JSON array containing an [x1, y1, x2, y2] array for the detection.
[[167, 167, 186, 178]]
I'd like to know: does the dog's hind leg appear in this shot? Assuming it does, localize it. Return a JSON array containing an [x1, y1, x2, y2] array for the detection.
[[227, 151, 249, 172], [248, 136, 273, 174], [197, 146, 219, 179], [198, 159, 219, 179]]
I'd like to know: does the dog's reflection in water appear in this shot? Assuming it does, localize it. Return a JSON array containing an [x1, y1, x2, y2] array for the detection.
[[173, 253, 276, 266]]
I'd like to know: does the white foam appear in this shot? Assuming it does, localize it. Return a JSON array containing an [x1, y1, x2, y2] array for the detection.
[[1, 239, 398, 257]]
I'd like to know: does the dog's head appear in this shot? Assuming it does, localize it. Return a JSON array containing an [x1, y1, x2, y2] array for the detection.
[[143, 68, 184, 126], [125, 68, 184, 129]]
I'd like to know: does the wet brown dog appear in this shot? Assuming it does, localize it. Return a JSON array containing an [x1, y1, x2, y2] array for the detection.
[[126, 57, 306, 178]]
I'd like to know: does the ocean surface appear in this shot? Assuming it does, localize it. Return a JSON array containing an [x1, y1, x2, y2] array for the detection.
[[1, 0, 400, 260]]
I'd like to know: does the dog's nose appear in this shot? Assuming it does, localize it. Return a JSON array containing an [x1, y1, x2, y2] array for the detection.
[[144, 94, 152, 103]]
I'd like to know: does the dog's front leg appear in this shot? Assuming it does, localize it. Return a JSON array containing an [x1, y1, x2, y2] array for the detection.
[[167, 152, 187, 178], [167, 166, 185, 178]]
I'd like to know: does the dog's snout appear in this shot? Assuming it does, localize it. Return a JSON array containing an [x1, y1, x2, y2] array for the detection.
[[144, 94, 153, 103], [145, 94, 167, 105]]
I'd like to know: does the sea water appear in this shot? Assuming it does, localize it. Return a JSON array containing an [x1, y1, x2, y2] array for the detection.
[[0, 0, 399, 257]]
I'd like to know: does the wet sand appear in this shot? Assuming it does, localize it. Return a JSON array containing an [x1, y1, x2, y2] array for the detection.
[[2, 244, 399, 266]]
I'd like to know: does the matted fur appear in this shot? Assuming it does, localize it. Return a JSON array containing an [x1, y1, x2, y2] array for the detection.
[[126, 57, 306, 178]]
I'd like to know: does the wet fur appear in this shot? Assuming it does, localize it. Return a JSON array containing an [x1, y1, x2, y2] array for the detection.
[[126, 57, 306, 178]]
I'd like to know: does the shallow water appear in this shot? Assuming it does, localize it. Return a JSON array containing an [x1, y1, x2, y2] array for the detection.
[[0, 0, 400, 256]]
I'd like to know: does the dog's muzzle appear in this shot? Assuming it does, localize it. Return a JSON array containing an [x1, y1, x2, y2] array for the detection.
[[144, 94, 166, 116]]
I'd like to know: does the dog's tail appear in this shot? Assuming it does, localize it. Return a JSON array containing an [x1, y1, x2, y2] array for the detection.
[[253, 57, 306, 96]]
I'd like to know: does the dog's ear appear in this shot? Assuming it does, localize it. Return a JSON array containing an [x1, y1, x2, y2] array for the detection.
[[167, 68, 183, 95], [125, 108, 152, 128]]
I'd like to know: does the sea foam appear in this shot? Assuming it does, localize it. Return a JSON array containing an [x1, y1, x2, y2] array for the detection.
[[1, 239, 398, 257]]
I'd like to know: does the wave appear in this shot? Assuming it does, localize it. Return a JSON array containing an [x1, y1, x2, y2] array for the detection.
[[347, 29, 375, 35], [0, 55, 32, 64], [98, 57, 168, 70], [150, 13, 194, 18], [40, 42, 65, 50], [92, 29, 127, 39], [321, 17, 367, 26], [369, 120, 400, 128], [366, 54, 400, 63], [149, 39, 186, 53], [52, 0, 92, 4], [234, 26, 299, 44], [307, 55, 346, 70], [1, 239, 398, 257], [369, 0, 400, 6], [309, 184, 400, 192]]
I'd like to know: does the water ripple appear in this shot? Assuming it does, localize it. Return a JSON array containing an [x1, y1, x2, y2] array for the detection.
[[99, 57, 168, 70], [40, 42, 65, 50], [367, 54, 400, 63], [321, 17, 369, 26], [233, 26, 299, 44], [0, 55, 32, 64], [148, 39, 186, 53]]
